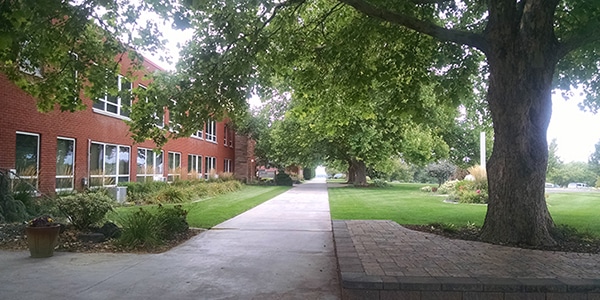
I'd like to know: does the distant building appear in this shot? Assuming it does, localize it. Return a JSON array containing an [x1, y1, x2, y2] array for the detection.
[[0, 55, 254, 194]]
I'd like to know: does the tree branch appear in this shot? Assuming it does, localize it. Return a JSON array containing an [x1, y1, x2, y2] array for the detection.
[[337, 0, 487, 52], [558, 20, 600, 59]]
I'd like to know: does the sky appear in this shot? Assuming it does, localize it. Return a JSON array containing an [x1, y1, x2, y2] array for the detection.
[[147, 24, 600, 164]]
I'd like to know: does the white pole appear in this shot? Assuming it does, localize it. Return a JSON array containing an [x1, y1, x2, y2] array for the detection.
[[480, 131, 486, 169]]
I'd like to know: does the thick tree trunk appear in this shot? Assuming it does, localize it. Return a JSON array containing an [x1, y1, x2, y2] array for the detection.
[[346, 160, 356, 184], [351, 158, 367, 186], [480, 1, 559, 246]]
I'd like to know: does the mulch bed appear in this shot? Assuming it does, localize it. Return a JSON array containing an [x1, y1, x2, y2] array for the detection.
[[405, 224, 600, 254], [0, 223, 203, 254]]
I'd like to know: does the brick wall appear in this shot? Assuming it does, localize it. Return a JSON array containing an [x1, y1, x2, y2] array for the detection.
[[0, 57, 235, 194]]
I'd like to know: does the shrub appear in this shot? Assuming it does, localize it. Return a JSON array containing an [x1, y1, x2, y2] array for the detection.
[[156, 205, 189, 238], [275, 171, 293, 186], [0, 169, 29, 222], [118, 208, 163, 249], [155, 186, 189, 203], [467, 165, 487, 183], [55, 190, 115, 230], [448, 180, 489, 204], [371, 179, 388, 188], [420, 186, 433, 192], [437, 180, 458, 194], [218, 172, 236, 182]]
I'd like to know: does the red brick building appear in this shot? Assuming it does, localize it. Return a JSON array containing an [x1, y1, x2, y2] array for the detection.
[[0, 56, 253, 194]]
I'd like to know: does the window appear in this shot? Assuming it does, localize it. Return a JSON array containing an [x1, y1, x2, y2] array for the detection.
[[224, 159, 233, 173], [224, 125, 228, 146], [90, 142, 130, 187], [56, 138, 75, 191], [204, 156, 216, 179], [167, 152, 181, 182], [188, 154, 202, 179], [15, 132, 39, 188], [191, 130, 203, 139], [93, 75, 132, 118], [205, 120, 216, 143], [139, 85, 164, 127], [136, 148, 163, 182]]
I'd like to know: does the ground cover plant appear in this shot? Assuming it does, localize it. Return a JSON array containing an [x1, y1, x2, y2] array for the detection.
[[0, 184, 290, 253], [328, 182, 600, 252]]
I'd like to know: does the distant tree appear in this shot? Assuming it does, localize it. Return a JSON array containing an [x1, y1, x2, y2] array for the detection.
[[550, 162, 596, 187], [426, 161, 457, 187], [588, 140, 600, 176], [546, 138, 563, 184]]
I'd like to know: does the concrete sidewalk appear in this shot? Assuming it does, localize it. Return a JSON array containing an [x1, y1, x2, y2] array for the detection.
[[0, 179, 341, 300]]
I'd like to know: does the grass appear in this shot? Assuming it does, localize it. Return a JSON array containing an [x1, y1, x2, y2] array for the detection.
[[110, 185, 291, 229], [328, 182, 600, 236]]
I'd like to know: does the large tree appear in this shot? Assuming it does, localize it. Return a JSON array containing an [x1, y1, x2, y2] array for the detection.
[[328, 0, 600, 245]]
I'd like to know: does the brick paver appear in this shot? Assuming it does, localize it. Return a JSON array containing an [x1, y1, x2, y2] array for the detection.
[[333, 220, 600, 299]]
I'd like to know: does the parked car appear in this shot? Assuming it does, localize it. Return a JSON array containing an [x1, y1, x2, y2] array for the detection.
[[567, 182, 587, 189], [333, 173, 345, 179]]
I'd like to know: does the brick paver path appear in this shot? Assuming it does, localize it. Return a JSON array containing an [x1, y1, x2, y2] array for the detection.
[[336, 220, 600, 279]]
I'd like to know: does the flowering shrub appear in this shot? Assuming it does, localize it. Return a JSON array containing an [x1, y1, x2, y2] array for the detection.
[[448, 179, 488, 204], [420, 186, 433, 192], [28, 215, 56, 227], [438, 180, 458, 194]]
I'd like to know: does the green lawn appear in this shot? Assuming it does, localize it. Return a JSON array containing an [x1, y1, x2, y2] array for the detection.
[[111, 185, 291, 229], [328, 183, 600, 236]]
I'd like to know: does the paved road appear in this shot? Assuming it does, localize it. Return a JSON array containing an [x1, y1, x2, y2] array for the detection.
[[0, 179, 341, 300]]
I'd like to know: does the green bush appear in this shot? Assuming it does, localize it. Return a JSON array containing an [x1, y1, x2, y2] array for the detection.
[[156, 205, 189, 238], [303, 168, 314, 180], [275, 171, 293, 186], [437, 180, 458, 194], [448, 180, 489, 204], [155, 186, 189, 203], [56, 190, 115, 230], [118, 205, 190, 249], [118, 208, 163, 249], [0, 170, 29, 222], [371, 179, 388, 188]]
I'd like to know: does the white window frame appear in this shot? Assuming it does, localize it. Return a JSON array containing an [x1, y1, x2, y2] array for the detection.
[[204, 156, 216, 179], [56, 137, 76, 192], [139, 84, 164, 128], [205, 120, 216, 143], [89, 141, 130, 187], [224, 159, 233, 173], [187, 154, 202, 179], [136, 148, 164, 182], [93, 74, 132, 119], [167, 152, 181, 182], [15, 131, 40, 189]]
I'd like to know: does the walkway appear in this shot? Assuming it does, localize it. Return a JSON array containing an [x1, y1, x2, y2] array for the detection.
[[0, 179, 341, 300], [334, 220, 600, 299]]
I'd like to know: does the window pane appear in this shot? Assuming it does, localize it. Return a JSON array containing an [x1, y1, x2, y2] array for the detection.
[[137, 149, 146, 174], [119, 146, 130, 175], [93, 100, 104, 110], [56, 178, 73, 190], [56, 139, 74, 176], [105, 145, 117, 175], [90, 143, 103, 174], [155, 152, 163, 174], [15, 133, 38, 175]]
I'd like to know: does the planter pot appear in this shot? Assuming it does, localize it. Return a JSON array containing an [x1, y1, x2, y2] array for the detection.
[[25, 225, 60, 258]]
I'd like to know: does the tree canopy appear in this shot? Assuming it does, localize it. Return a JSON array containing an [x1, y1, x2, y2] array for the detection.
[[3, 0, 600, 246]]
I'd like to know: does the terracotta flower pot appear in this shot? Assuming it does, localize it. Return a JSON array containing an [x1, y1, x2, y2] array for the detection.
[[25, 225, 60, 258]]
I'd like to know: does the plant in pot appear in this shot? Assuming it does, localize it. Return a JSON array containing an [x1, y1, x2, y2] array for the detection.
[[25, 215, 61, 258]]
